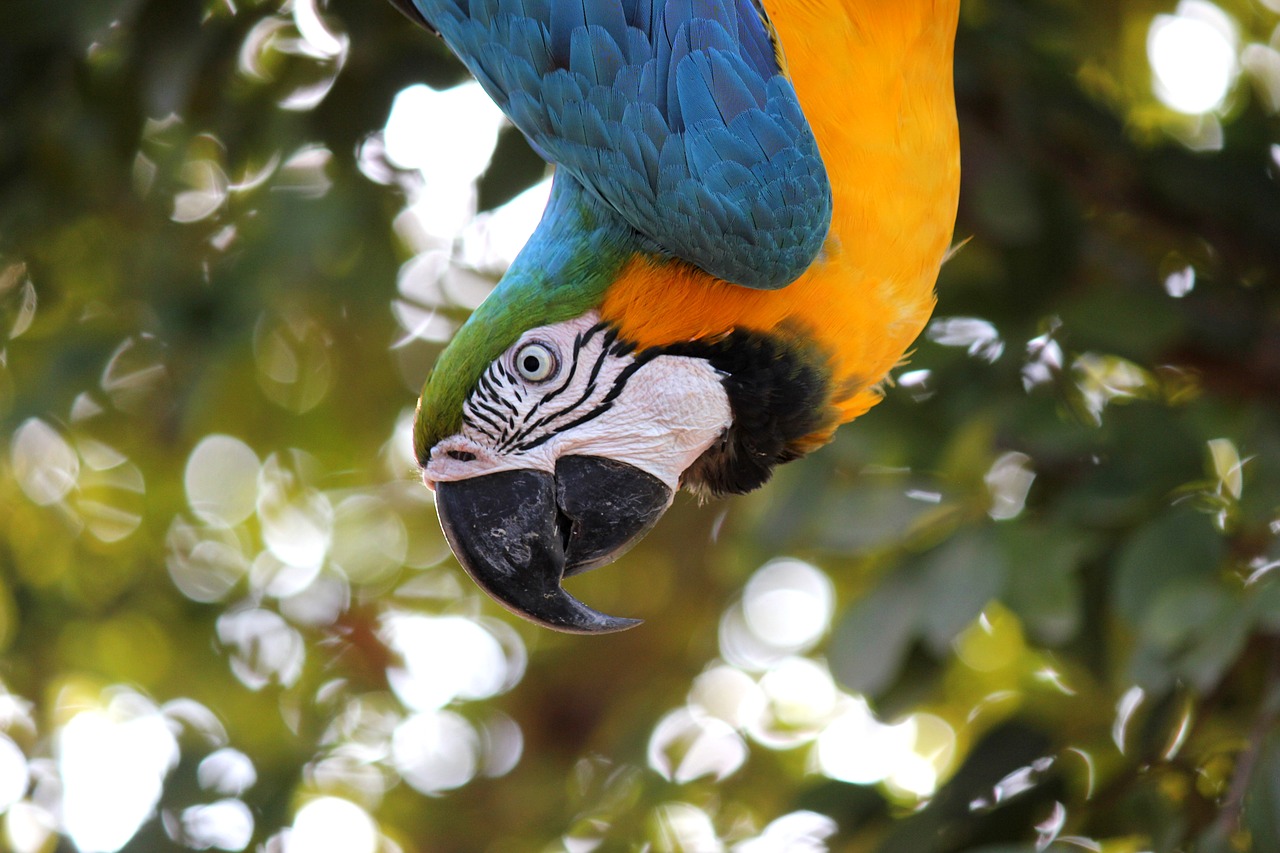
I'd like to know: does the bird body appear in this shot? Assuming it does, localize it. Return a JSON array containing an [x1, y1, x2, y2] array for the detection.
[[601, 0, 960, 432], [388, 0, 960, 631]]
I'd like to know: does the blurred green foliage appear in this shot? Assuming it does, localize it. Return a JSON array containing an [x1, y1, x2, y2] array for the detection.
[[2, 0, 1280, 851]]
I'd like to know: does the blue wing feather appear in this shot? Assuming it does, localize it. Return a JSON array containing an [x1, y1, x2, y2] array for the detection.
[[406, 0, 831, 290]]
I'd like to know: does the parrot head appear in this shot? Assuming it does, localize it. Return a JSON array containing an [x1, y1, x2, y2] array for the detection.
[[416, 308, 835, 635], [420, 313, 726, 634], [413, 188, 836, 634]]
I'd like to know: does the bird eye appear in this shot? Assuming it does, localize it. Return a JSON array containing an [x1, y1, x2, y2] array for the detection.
[[513, 341, 559, 383]]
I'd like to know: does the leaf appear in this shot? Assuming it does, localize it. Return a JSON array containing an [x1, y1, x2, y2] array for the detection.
[[1132, 580, 1248, 692], [1245, 734, 1280, 852], [919, 529, 1007, 655], [829, 569, 922, 697], [806, 474, 955, 556], [1000, 524, 1092, 646], [1139, 580, 1231, 653], [1112, 507, 1224, 624], [1174, 602, 1249, 693]]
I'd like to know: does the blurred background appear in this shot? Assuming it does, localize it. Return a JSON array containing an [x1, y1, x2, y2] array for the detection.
[[2, 0, 1280, 850]]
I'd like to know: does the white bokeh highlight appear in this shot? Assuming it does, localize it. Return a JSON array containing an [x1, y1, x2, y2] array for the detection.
[[1148, 1, 1239, 114], [383, 614, 523, 711], [742, 560, 834, 653], [185, 435, 261, 525], [58, 691, 179, 853], [286, 797, 378, 853], [385, 82, 506, 241]]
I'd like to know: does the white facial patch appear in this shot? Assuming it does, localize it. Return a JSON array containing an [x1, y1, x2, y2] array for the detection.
[[425, 312, 732, 492]]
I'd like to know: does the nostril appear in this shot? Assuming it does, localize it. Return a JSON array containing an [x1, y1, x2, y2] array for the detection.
[[446, 450, 477, 462]]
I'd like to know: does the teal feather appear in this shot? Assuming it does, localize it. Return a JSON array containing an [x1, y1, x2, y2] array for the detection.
[[414, 172, 635, 456], [401, 0, 831, 291]]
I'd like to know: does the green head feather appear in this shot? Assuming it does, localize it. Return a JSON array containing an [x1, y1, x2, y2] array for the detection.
[[413, 174, 635, 462]]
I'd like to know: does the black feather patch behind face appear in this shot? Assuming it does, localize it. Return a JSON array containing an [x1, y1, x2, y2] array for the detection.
[[655, 329, 834, 498]]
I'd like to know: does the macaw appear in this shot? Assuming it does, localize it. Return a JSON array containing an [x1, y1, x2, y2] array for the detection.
[[386, 0, 960, 632]]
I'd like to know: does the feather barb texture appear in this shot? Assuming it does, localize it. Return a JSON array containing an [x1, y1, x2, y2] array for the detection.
[[600, 0, 961, 434]]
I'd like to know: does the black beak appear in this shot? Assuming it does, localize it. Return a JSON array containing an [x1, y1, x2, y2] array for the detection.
[[434, 456, 673, 633]]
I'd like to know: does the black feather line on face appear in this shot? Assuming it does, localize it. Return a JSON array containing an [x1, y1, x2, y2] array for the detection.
[[461, 413, 499, 443], [479, 371, 520, 416], [456, 322, 833, 497], [501, 324, 616, 452], [469, 393, 514, 435], [451, 318, 833, 500], [512, 345, 665, 452], [505, 349, 605, 449], [518, 323, 605, 422], [464, 404, 507, 440]]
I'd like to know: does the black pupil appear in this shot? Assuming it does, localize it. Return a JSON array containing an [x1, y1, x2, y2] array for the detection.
[[522, 354, 542, 374]]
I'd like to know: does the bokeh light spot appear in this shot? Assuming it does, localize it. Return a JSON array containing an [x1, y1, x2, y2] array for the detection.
[[257, 453, 333, 570], [171, 159, 228, 223], [688, 665, 764, 729], [648, 708, 747, 783], [391, 711, 479, 794], [58, 689, 179, 853], [459, 177, 553, 271], [216, 609, 306, 690], [1148, 2, 1238, 114], [238, 11, 348, 112], [277, 145, 334, 196], [329, 495, 408, 584], [478, 711, 524, 778], [11, 418, 78, 506], [1071, 353, 1157, 424], [278, 573, 350, 628], [5, 801, 55, 853], [253, 315, 333, 413], [652, 802, 719, 852], [250, 549, 321, 600], [750, 658, 839, 747], [735, 810, 837, 853], [956, 606, 1025, 672], [0, 263, 37, 340], [180, 799, 254, 852], [886, 714, 956, 798], [185, 435, 261, 525], [384, 614, 522, 710], [742, 559, 834, 652], [984, 452, 1035, 521], [0, 734, 29, 811], [287, 797, 377, 853], [1164, 265, 1196, 298], [816, 700, 915, 786], [384, 82, 503, 178], [100, 335, 167, 414], [198, 748, 257, 797], [166, 518, 249, 603], [927, 317, 1005, 362]]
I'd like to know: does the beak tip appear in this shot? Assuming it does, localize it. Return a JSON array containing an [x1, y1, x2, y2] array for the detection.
[[474, 578, 644, 635], [435, 471, 645, 634], [540, 607, 643, 635]]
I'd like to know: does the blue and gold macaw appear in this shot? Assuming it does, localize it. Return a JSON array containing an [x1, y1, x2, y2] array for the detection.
[[386, 0, 960, 632]]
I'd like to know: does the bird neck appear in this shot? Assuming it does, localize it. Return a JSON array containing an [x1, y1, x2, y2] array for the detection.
[[414, 172, 634, 460]]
